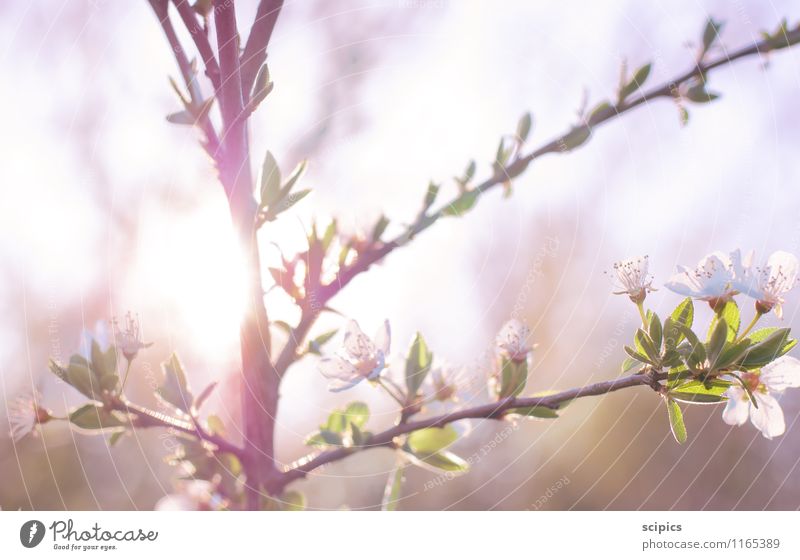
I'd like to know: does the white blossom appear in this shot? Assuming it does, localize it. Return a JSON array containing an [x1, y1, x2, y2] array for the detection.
[[609, 256, 654, 303], [739, 251, 799, 319], [113, 312, 152, 362], [7, 392, 50, 442], [722, 356, 800, 439], [665, 250, 752, 304], [495, 319, 532, 363], [319, 319, 390, 392]]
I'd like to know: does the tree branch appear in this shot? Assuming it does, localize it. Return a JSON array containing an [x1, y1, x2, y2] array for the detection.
[[239, 0, 284, 100], [147, 0, 221, 159], [119, 399, 245, 457], [272, 370, 666, 492], [272, 27, 800, 380], [172, 0, 221, 91]]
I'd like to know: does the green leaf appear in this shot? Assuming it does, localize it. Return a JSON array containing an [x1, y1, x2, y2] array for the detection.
[[587, 101, 613, 125], [325, 410, 348, 433], [705, 300, 740, 345], [619, 62, 651, 100], [66, 360, 101, 399], [634, 329, 660, 364], [705, 318, 728, 367], [702, 18, 725, 54], [620, 355, 643, 374], [738, 328, 791, 369], [206, 414, 226, 436], [250, 63, 274, 108], [665, 298, 694, 349], [308, 329, 339, 355], [406, 449, 469, 473], [165, 110, 196, 125], [381, 463, 405, 511], [670, 379, 731, 404], [685, 84, 720, 103], [647, 312, 663, 352], [676, 324, 706, 369], [498, 357, 528, 399], [666, 399, 687, 444], [516, 112, 533, 142], [69, 404, 125, 432], [194, 381, 218, 411], [407, 426, 458, 454], [91, 341, 117, 379], [405, 332, 433, 396], [624, 345, 652, 365], [372, 215, 390, 242], [442, 190, 479, 217], [713, 338, 752, 370], [268, 189, 311, 219], [156, 353, 194, 413], [557, 126, 591, 151], [423, 181, 441, 210], [343, 401, 370, 429], [259, 151, 282, 208]]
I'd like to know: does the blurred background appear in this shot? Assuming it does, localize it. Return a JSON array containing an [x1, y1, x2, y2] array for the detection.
[[2, 0, 800, 511]]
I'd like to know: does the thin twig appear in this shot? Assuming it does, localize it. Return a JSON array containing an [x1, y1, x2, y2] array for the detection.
[[119, 399, 245, 456], [172, 0, 221, 91], [147, 0, 221, 159], [273, 28, 800, 380], [272, 370, 666, 492]]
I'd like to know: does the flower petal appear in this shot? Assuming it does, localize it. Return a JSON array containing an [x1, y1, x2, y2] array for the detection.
[[722, 387, 749, 426], [750, 392, 786, 439], [343, 319, 374, 360], [373, 319, 391, 355], [760, 356, 800, 393], [318, 356, 359, 381], [328, 376, 365, 392]]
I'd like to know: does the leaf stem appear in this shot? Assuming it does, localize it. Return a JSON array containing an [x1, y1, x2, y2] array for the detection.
[[377, 378, 407, 407]]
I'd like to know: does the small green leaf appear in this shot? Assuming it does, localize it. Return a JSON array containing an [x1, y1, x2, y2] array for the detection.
[[621, 355, 643, 374], [738, 328, 791, 369], [702, 18, 725, 54], [557, 126, 591, 151], [442, 190, 479, 217], [618, 62, 652, 100], [325, 410, 348, 434], [647, 311, 663, 351], [705, 318, 728, 367], [670, 379, 731, 404], [308, 329, 339, 355], [382, 463, 405, 511], [423, 181, 441, 210], [405, 332, 433, 396], [69, 404, 125, 432], [498, 357, 528, 399], [166, 110, 196, 125], [666, 398, 687, 444], [66, 360, 101, 399], [408, 426, 458, 454], [406, 449, 469, 473], [624, 345, 652, 365], [634, 329, 660, 364], [665, 298, 694, 349], [259, 151, 282, 207], [250, 63, 274, 108], [516, 112, 533, 142], [156, 353, 194, 413], [343, 401, 370, 429], [372, 215, 390, 242]]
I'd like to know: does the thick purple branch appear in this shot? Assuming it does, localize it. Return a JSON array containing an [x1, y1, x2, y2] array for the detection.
[[240, 0, 284, 100]]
